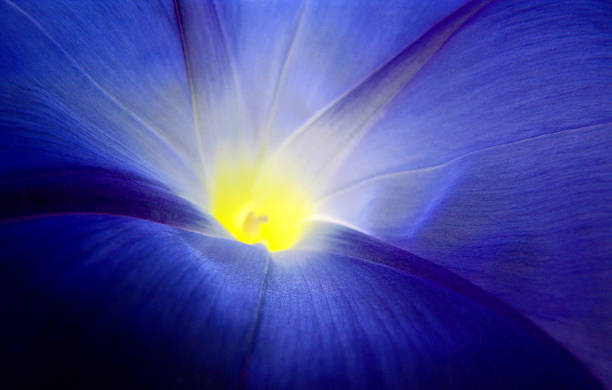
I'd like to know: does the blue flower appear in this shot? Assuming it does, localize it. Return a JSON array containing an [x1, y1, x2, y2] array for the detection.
[[1, 0, 610, 389]]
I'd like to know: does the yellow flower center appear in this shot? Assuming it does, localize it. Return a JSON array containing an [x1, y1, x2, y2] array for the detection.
[[211, 157, 313, 251]]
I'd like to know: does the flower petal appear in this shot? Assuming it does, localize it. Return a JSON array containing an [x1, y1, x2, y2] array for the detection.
[[313, 1, 612, 384], [0, 1, 202, 200], [262, 0, 492, 194], [0, 214, 269, 388], [244, 227, 603, 389], [0, 166, 222, 235], [172, 0, 249, 188], [403, 125, 612, 386], [214, 0, 469, 151], [331, 0, 612, 187]]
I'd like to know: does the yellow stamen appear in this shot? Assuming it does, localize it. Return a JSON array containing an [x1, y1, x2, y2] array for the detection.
[[211, 157, 312, 251]]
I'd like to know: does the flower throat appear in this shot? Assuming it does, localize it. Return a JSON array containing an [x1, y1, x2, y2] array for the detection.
[[211, 158, 313, 251]]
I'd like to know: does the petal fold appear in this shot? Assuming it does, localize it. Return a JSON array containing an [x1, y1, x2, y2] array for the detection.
[[0, 166, 220, 235], [214, 0, 470, 152], [312, 2, 612, 383], [0, 215, 268, 388], [245, 229, 603, 389], [0, 0, 202, 200], [267, 0, 493, 192]]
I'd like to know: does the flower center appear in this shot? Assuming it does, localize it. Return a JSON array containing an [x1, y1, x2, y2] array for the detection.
[[211, 158, 312, 251]]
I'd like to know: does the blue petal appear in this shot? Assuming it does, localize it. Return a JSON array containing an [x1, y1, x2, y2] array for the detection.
[[331, 0, 612, 186], [400, 126, 612, 386], [257, 0, 492, 196], [214, 0, 469, 150], [172, 0, 250, 184], [312, 0, 612, 384], [0, 214, 268, 388], [0, 1, 203, 200], [2, 1, 609, 388], [0, 166, 220, 235], [244, 227, 602, 389]]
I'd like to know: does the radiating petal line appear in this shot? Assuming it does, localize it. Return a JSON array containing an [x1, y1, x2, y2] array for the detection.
[[303, 215, 372, 237], [210, 0, 248, 139], [303, 225, 601, 376], [173, 0, 207, 184], [172, 0, 252, 190], [243, 244, 603, 389], [258, 0, 310, 153], [265, 0, 494, 184], [335, 251, 595, 371], [239, 253, 272, 388], [0, 212, 231, 240], [315, 120, 612, 205], [4, 0, 196, 172], [0, 214, 270, 388]]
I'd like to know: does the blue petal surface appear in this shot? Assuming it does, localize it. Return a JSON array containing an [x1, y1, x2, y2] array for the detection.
[[312, 0, 612, 384], [0, 214, 268, 388], [245, 227, 602, 389], [0, 213, 604, 388], [261, 0, 493, 194], [172, 0, 249, 188], [0, 0, 203, 202], [214, 0, 469, 151], [399, 125, 612, 386], [331, 0, 612, 187], [0, 166, 221, 235], [1, 0, 609, 388]]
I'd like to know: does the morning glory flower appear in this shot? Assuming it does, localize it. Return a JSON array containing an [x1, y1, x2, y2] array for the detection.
[[1, 0, 610, 388]]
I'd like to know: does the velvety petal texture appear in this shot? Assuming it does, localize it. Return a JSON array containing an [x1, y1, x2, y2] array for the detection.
[[310, 0, 612, 384], [0, 0, 609, 389], [1, 214, 269, 388], [0, 167, 220, 234], [0, 0, 204, 202], [329, 0, 612, 188], [263, 0, 493, 193], [172, 0, 249, 190], [0, 215, 602, 389], [245, 228, 602, 389], [214, 0, 469, 151]]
